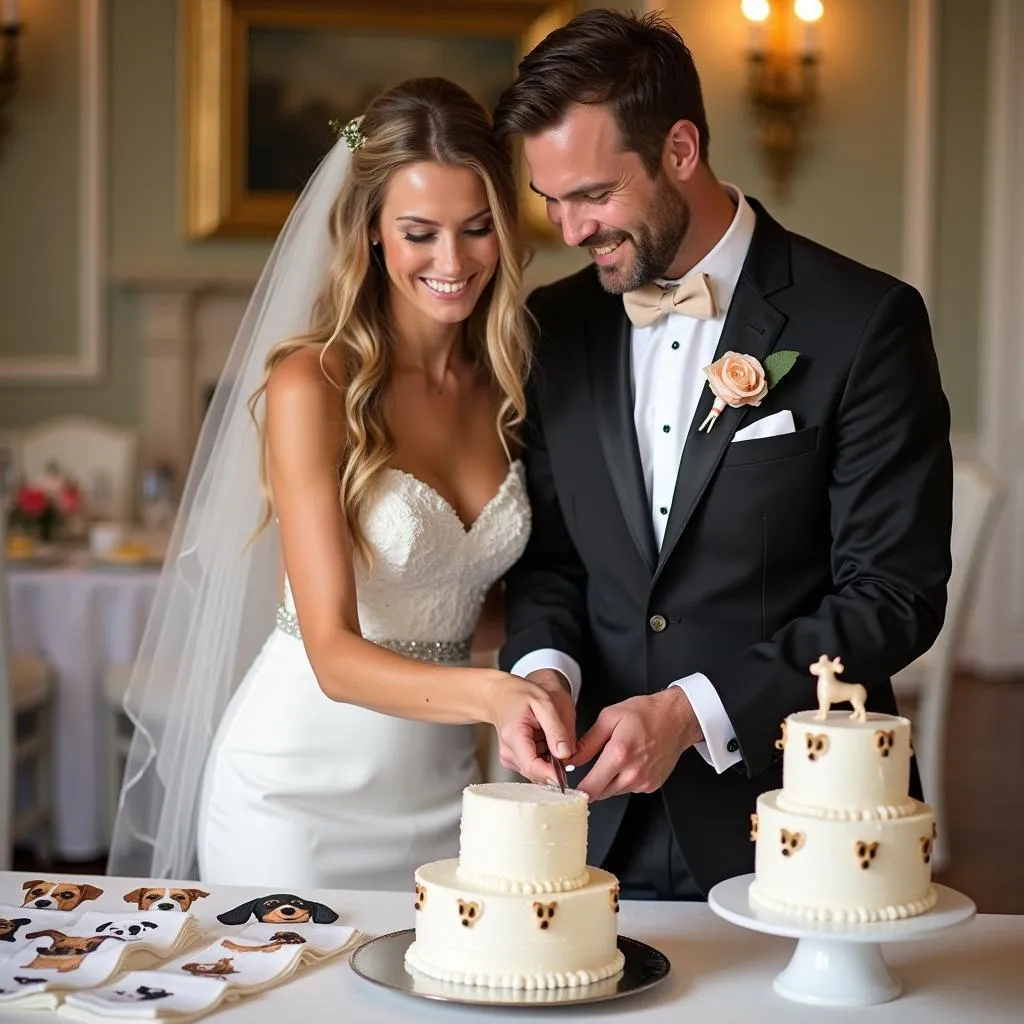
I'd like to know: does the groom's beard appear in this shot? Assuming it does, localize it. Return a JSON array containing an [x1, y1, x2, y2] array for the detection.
[[587, 176, 691, 295]]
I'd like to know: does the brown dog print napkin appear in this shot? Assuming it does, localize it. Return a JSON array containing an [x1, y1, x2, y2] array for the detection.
[[4, 924, 128, 993], [18, 880, 104, 913], [122, 887, 210, 913], [233, 920, 360, 962]]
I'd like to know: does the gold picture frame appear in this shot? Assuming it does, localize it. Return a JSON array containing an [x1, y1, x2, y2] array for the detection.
[[183, 0, 573, 240]]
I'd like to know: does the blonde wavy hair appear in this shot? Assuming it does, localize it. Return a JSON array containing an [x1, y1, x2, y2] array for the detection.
[[249, 78, 531, 566]]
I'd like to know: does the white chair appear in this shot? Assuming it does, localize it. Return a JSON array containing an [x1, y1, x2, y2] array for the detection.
[[0, 513, 56, 864], [19, 417, 138, 522], [892, 457, 1004, 872]]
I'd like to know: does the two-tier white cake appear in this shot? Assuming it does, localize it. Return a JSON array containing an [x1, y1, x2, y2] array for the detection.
[[405, 782, 625, 990], [750, 708, 938, 923]]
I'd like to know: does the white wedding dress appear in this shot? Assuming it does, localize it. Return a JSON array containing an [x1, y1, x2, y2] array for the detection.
[[197, 461, 530, 890]]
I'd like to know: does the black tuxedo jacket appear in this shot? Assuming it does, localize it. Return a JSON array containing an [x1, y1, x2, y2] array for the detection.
[[500, 199, 952, 894]]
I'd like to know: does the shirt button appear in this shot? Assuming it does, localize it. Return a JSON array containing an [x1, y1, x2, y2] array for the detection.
[[662, 424, 671, 433], [671, 341, 680, 350], [649, 614, 667, 633], [727, 738, 739, 753], [659, 506, 668, 515]]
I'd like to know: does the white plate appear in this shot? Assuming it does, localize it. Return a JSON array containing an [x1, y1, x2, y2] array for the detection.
[[350, 929, 670, 1007]]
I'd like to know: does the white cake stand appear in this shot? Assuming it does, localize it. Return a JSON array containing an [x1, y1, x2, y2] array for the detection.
[[708, 875, 976, 1007]]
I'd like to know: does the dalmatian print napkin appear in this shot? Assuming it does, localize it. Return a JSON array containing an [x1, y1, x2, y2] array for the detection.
[[75, 912, 204, 969]]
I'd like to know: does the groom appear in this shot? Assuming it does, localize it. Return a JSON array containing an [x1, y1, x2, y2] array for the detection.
[[494, 10, 953, 900]]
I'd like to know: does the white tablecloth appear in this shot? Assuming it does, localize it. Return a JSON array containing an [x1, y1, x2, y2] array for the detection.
[[7, 559, 161, 858], [0, 872, 1019, 1022]]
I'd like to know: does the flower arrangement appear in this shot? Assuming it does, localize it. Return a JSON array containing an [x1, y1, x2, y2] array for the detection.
[[7, 463, 83, 542]]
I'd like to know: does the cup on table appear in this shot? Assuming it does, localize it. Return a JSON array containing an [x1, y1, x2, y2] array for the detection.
[[89, 521, 127, 557]]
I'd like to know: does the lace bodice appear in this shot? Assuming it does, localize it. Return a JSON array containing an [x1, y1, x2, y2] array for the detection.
[[283, 461, 530, 645]]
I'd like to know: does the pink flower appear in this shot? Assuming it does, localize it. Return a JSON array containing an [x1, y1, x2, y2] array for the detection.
[[15, 486, 50, 518], [698, 352, 770, 433], [704, 352, 769, 408], [57, 484, 83, 516]]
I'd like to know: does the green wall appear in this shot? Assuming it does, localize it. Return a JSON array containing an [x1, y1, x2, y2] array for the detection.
[[931, 0, 990, 434], [0, 0, 991, 433]]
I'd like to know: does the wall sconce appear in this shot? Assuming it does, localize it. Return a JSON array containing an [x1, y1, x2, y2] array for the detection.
[[742, 0, 824, 199], [1, 0, 22, 156]]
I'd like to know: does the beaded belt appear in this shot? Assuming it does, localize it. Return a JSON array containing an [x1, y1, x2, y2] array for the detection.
[[274, 605, 472, 665]]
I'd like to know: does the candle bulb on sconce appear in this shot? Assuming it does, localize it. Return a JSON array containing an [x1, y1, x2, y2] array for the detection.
[[794, 0, 824, 58], [740, 0, 824, 199], [741, 0, 771, 55]]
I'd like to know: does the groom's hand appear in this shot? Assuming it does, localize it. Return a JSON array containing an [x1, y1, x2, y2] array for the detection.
[[573, 689, 703, 801]]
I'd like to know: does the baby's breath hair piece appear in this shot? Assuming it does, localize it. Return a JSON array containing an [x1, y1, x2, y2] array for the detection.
[[329, 115, 366, 152]]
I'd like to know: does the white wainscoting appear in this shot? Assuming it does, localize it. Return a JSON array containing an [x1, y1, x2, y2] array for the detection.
[[119, 277, 254, 482], [0, 0, 106, 381]]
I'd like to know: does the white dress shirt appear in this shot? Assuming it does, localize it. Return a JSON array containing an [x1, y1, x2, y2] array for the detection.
[[512, 185, 756, 774]]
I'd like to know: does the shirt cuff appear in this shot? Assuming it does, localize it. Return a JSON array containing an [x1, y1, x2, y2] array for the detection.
[[669, 673, 741, 773], [510, 649, 582, 705]]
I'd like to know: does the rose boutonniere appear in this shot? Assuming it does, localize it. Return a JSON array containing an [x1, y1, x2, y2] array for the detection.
[[698, 350, 800, 432]]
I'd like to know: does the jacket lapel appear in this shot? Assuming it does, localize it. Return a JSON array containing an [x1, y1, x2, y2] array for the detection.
[[586, 291, 659, 574], [653, 202, 792, 583]]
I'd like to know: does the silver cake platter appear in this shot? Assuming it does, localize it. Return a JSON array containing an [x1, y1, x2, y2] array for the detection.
[[350, 930, 670, 1007]]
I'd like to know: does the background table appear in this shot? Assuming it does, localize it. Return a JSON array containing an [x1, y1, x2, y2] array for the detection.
[[0, 871, 1020, 1022], [7, 556, 161, 858]]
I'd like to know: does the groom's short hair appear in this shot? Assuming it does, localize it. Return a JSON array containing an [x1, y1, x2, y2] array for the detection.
[[493, 9, 710, 175]]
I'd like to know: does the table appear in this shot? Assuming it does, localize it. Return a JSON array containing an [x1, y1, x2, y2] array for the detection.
[[0, 871, 1020, 1022], [7, 557, 161, 858]]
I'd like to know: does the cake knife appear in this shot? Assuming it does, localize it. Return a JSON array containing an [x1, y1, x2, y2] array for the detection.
[[550, 754, 568, 794]]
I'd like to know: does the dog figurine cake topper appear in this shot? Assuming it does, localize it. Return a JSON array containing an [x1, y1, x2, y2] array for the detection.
[[810, 655, 867, 721]]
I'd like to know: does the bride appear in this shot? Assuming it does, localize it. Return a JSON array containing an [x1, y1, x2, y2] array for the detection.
[[107, 78, 575, 888]]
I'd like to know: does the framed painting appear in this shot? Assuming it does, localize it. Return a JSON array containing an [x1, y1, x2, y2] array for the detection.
[[183, 0, 574, 240]]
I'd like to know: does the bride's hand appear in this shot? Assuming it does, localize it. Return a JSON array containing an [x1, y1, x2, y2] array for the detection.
[[481, 671, 576, 786]]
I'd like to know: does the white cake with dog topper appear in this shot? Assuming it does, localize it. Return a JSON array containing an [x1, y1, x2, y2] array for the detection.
[[404, 782, 624, 989], [749, 656, 938, 923]]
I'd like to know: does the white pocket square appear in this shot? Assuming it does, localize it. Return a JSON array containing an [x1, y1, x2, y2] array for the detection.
[[731, 409, 795, 443]]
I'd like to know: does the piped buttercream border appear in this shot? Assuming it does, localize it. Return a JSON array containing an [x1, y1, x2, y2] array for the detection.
[[775, 794, 921, 821], [453, 865, 590, 894], [748, 882, 938, 923], [404, 943, 625, 990]]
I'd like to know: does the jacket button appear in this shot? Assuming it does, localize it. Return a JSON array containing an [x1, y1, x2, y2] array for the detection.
[[727, 738, 739, 753], [649, 614, 667, 633]]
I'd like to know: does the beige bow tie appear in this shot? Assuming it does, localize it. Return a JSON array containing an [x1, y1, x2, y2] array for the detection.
[[622, 273, 718, 328]]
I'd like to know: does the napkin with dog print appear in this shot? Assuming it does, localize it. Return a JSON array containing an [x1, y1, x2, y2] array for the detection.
[[0, 911, 205, 1007], [231, 921, 359, 963], [16, 880, 105, 913], [59, 971, 227, 1021], [73, 912, 204, 970], [58, 922, 361, 1021], [0, 904, 89, 956]]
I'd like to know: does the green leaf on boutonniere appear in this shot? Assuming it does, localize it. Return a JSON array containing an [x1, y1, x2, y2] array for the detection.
[[764, 350, 799, 389]]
